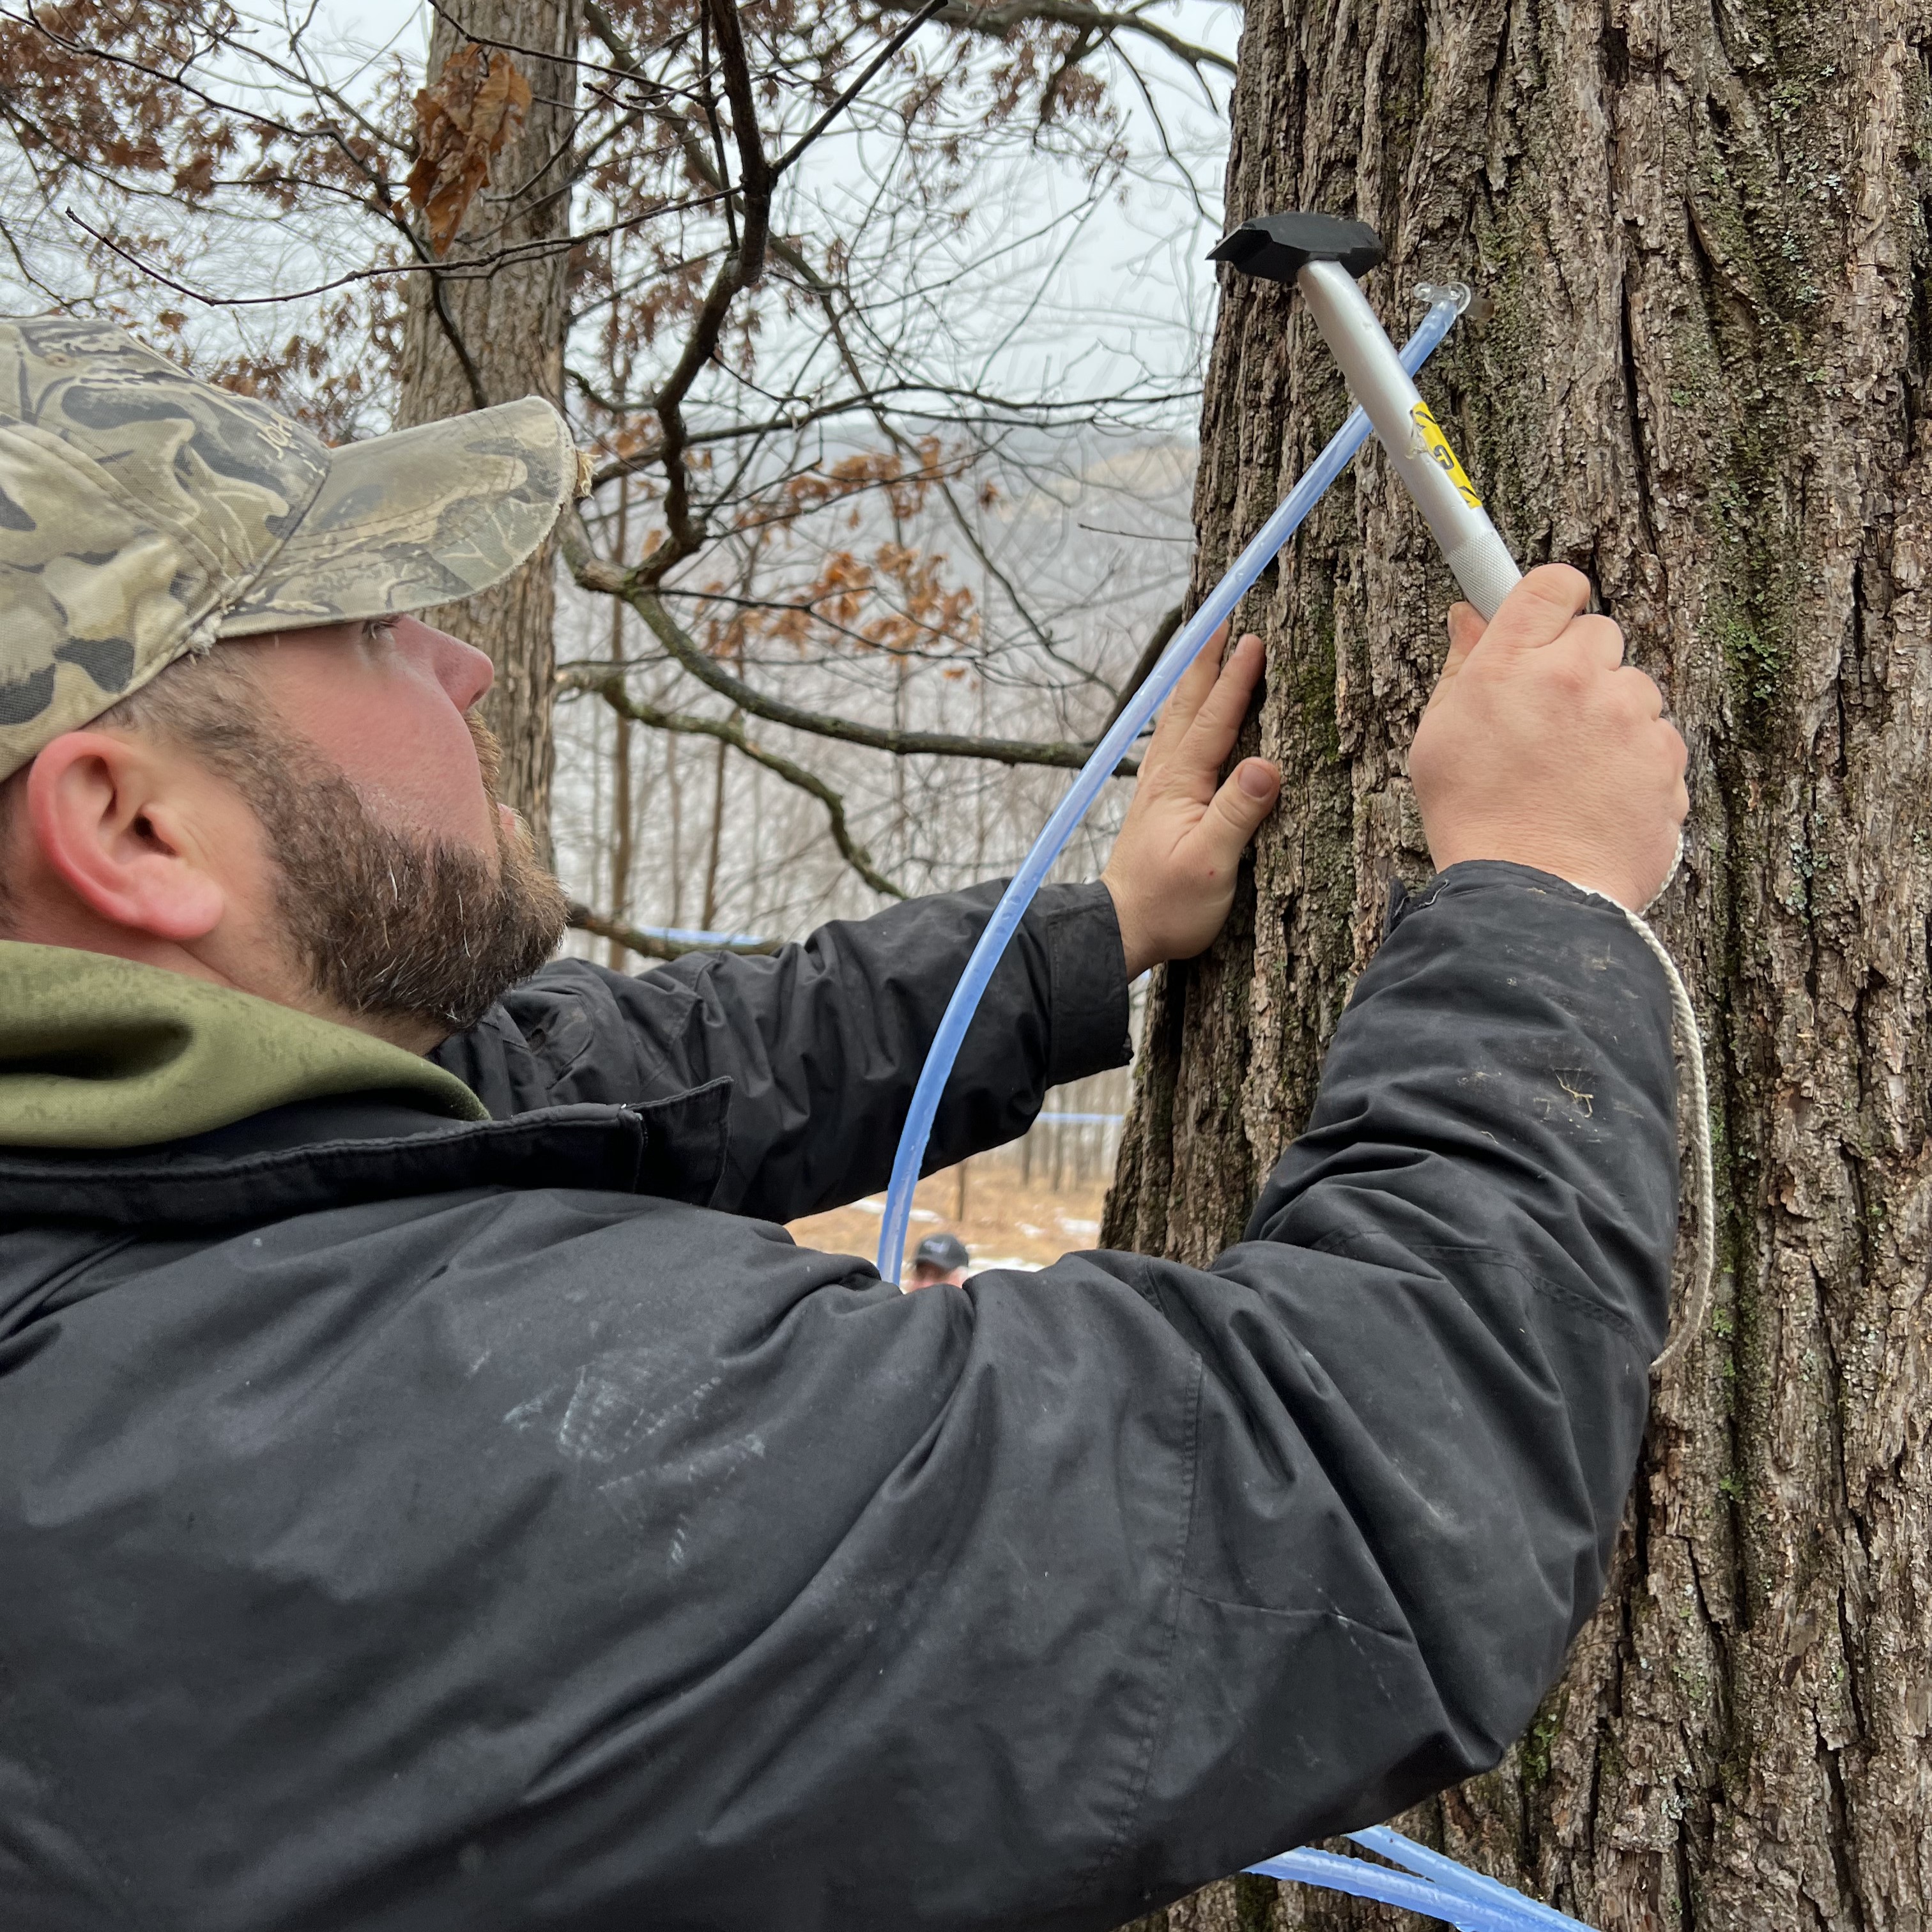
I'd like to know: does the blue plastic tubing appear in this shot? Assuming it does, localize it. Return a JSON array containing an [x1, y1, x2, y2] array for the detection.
[[1247, 1828, 1600, 1929], [874, 291, 1464, 1285], [872, 290, 1608, 1931]]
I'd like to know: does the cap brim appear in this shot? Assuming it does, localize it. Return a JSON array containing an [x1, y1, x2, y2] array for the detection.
[[215, 395, 574, 638]]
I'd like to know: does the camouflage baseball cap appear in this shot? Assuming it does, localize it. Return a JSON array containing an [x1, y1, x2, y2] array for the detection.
[[0, 312, 584, 783]]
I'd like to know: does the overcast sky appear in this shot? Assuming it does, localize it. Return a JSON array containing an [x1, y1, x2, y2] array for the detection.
[[306, 0, 1241, 413]]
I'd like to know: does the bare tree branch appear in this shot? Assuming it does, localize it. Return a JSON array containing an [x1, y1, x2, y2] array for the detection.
[[59, 188, 729, 310], [557, 540, 1141, 772], [585, 0, 957, 581], [6, 6, 319, 145], [427, 273, 491, 409], [874, 0, 1236, 77], [587, 676, 910, 898], [703, 0, 769, 282], [572, 374, 1195, 484], [740, 216, 1088, 677], [1094, 599, 1182, 736], [770, 0, 947, 177]]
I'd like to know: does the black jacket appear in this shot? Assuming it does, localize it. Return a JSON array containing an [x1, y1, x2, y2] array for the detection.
[[0, 867, 1677, 1931]]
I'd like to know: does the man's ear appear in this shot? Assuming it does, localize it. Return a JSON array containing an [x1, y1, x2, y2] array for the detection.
[[22, 730, 227, 943]]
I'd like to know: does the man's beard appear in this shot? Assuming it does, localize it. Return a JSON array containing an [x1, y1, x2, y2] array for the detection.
[[254, 714, 569, 1038]]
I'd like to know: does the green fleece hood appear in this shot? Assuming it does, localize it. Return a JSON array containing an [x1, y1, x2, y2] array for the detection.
[[0, 942, 486, 1149]]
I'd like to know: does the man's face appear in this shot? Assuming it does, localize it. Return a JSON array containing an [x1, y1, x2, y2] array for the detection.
[[242, 615, 505, 859], [222, 614, 569, 1043]]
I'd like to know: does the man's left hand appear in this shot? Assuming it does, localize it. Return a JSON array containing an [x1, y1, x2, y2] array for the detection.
[[1101, 625, 1280, 979]]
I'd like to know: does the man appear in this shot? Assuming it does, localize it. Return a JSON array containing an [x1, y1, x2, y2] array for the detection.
[[908, 1230, 973, 1289], [0, 316, 1687, 1931]]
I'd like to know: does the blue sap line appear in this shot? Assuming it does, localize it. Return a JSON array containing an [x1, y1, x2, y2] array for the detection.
[[638, 924, 769, 947], [871, 288, 1604, 1931], [1246, 1847, 1527, 1931], [875, 293, 1464, 1285], [1246, 1829, 1599, 1930], [1343, 1826, 1599, 1929]]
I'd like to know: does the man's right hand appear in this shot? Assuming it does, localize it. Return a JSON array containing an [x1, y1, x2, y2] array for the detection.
[[1408, 565, 1688, 910]]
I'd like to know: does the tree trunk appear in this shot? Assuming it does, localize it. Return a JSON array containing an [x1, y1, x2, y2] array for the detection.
[[397, 0, 582, 851], [607, 482, 635, 965], [700, 727, 730, 932], [1105, 0, 1932, 1927]]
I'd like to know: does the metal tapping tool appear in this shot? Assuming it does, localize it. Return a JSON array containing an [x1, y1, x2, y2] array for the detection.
[[1208, 211, 1522, 620]]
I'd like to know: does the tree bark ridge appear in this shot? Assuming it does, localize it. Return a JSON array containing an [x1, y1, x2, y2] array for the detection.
[[1107, 0, 1932, 1924]]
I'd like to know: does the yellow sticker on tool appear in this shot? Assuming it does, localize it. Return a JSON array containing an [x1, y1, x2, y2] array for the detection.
[[1409, 403, 1483, 508]]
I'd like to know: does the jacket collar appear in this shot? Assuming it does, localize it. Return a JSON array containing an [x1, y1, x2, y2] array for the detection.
[[0, 941, 732, 1226], [0, 1080, 733, 1228], [0, 940, 484, 1148]]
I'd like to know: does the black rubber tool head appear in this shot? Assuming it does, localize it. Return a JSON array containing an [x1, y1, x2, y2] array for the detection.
[[1207, 210, 1384, 284]]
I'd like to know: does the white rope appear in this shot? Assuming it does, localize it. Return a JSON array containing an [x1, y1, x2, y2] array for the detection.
[[1612, 905, 1716, 1376]]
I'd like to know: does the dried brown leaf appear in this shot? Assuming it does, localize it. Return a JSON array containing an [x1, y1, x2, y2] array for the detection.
[[405, 43, 533, 257]]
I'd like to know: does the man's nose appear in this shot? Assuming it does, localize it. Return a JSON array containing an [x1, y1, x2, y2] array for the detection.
[[397, 616, 494, 711]]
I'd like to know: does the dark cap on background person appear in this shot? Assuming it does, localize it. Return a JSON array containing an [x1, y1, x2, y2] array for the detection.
[[907, 1230, 971, 1288]]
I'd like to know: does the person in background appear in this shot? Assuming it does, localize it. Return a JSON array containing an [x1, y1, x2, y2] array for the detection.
[[907, 1230, 972, 1289]]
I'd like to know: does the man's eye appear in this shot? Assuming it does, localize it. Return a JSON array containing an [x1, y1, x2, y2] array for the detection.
[[364, 618, 400, 647]]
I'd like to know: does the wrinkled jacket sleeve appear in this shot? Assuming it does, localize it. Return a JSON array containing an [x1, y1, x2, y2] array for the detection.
[[431, 880, 1131, 1221], [0, 864, 1681, 1932], [1080, 861, 1680, 1900], [417, 862, 1679, 1927]]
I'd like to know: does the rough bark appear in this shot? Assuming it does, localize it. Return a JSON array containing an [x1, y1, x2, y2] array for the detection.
[[397, 0, 581, 850], [1106, 0, 1932, 1926]]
